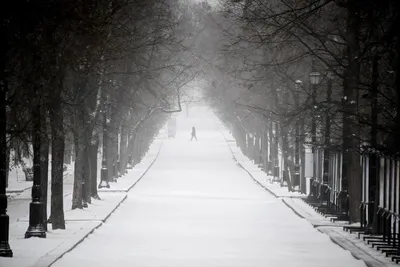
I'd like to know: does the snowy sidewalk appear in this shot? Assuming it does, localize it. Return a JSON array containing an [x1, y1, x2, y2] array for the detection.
[[221, 128, 397, 267], [223, 137, 305, 199], [47, 109, 368, 267], [1, 138, 163, 267]]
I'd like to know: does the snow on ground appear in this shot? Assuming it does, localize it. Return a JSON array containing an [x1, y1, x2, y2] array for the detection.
[[1, 221, 101, 267], [7, 170, 72, 224], [217, 114, 397, 266], [222, 131, 308, 198], [6, 160, 34, 194], [317, 227, 398, 267], [1, 134, 163, 267], [6, 174, 32, 194], [51, 107, 367, 267], [98, 139, 163, 193]]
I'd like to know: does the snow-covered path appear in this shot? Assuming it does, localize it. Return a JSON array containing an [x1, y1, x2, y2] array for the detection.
[[52, 107, 366, 267]]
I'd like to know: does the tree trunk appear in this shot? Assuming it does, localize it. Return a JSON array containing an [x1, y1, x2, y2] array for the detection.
[[370, 55, 379, 233], [81, 112, 99, 204], [342, 5, 361, 223], [281, 124, 293, 191], [82, 142, 90, 206], [72, 110, 85, 210], [116, 127, 120, 177], [254, 133, 261, 165], [108, 113, 118, 182], [120, 124, 128, 174], [133, 133, 140, 166], [140, 127, 147, 160], [300, 119, 306, 194], [126, 130, 135, 168], [49, 66, 66, 229], [267, 120, 273, 175], [64, 139, 73, 165], [40, 122, 49, 231], [272, 122, 280, 179], [262, 128, 268, 172], [386, 9, 400, 153], [81, 113, 93, 206], [107, 133, 114, 182], [247, 134, 253, 161], [239, 125, 246, 155], [90, 135, 100, 200], [50, 116, 65, 229], [72, 136, 83, 209]]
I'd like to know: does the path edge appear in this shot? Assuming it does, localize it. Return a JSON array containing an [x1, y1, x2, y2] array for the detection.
[[41, 141, 164, 267], [221, 132, 278, 198], [220, 130, 388, 267]]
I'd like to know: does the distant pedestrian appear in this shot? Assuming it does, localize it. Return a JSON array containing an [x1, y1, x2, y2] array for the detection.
[[190, 126, 197, 141]]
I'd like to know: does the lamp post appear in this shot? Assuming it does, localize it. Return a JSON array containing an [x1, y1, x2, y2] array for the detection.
[[0, 79, 12, 257], [25, 88, 46, 239], [309, 71, 321, 198]]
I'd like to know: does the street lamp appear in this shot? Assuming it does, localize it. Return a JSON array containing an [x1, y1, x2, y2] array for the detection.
[[25, 93, 46, 239], [309, 72, 322, 86], [309, 71, 321, 153], [309, 71, 321, 198]]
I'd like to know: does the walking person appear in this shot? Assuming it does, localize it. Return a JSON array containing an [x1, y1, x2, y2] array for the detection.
[[190, 126, 197, 141]]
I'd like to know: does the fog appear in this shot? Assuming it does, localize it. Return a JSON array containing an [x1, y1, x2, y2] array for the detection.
[[1, 1, 399, 266]]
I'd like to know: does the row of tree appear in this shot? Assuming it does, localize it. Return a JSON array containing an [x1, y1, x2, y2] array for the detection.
[[1, 0, 207, 238], [4, 0, 399, 249], [196, 0, 400, 226]]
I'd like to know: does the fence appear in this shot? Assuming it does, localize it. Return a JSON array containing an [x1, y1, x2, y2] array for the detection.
[[306, 150, 350, 221], [230, 121, 400, 227], [228, 116, 400, 262]]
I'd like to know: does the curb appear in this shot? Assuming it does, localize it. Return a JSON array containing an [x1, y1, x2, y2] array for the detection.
[[101, 195, 128, 223], [236, 161, 279, 198], [126, 142, 163, 192], [220, 131, 390, 267], [281, 198, 305, 219], [6, 186, 32, 194], [8, 172, 70, 197], [44, 141, 164, 267], [35, 222, 104, 267], [221, 133, 278, 198], [316, 228, 385, 267]]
